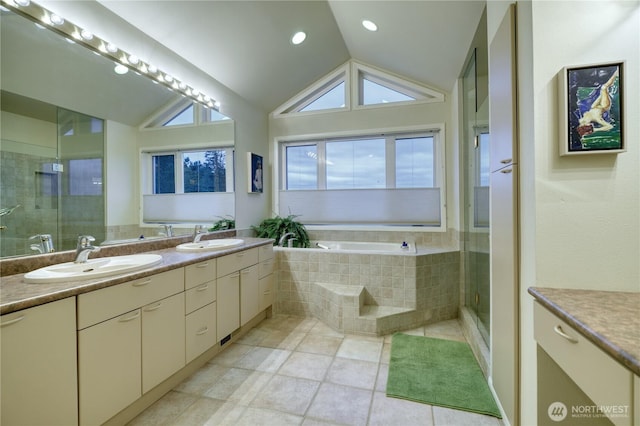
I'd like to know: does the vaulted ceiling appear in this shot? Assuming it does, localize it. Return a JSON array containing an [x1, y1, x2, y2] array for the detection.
[[2, 1, 486, 125], [98, 0, 486, 112]]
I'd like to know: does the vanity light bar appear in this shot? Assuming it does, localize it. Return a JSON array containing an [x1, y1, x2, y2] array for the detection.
[[1, 0, 219, 110]]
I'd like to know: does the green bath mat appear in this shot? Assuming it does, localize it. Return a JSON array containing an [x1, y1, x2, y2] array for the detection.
[[386, 333, 502, 418]]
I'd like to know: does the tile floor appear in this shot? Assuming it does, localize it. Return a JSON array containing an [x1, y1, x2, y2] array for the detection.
[[128, 316, 503, 426]]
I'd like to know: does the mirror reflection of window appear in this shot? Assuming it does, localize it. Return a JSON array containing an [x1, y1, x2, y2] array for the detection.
[[152, 154, 176, 194]]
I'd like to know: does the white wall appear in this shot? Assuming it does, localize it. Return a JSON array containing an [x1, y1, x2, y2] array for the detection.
[[511, 1, 640, 425], [105, 121, 138, 227], [0, 111, 56, 153]]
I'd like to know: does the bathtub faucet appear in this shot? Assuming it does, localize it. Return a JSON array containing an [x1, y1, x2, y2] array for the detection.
[[278, 232, 296, 247]]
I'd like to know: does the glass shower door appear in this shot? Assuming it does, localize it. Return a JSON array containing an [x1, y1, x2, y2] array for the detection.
[[462, 50, 491, 345]]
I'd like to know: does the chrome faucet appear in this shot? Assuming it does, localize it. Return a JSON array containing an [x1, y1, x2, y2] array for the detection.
[[192, 225, 213, 243], [29, 234, 55, 253], [75, 235, 100, 263], [278, 232, 296, 247], [161, 224, 174, 237]]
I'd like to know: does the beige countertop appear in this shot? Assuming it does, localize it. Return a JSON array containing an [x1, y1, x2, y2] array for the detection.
[[0, 237, 274, 316], [528, 287, 640, 376]]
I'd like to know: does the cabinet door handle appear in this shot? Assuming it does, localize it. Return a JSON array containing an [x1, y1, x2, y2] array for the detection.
[[196, 262, 209, 268], [1, 315, 25, 327], [501, 158, 512, 164], [554, 325, 578, 343], [236, 253, 245, 258], [230, 273, 240, 278], [196, 284, 209, 292], [119, 311, 140, 322], [500, 168, 513, 174], [196, 326, 209, 335], [143, 302, 162, 312], [241, 270, 250, 275], [132, 279, 152, 287]]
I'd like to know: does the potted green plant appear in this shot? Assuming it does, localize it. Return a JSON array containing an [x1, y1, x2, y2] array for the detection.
[[252, 214, 310, 248], [209, 216, 235, 231]]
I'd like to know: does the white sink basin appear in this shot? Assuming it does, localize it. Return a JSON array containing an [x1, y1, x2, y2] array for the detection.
[[176, 238, 244, 252], [24, 254, 163, 284]]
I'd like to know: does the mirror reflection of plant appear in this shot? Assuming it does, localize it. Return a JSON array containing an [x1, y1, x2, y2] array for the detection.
[[209, 216, 235, 231], [252, 214, 310, 248]]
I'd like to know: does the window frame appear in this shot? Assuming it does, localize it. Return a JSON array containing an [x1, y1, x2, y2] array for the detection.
[[275, 125, 446, 231], [142, 146, 235, 195]]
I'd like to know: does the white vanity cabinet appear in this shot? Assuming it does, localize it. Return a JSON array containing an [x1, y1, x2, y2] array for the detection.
[[77, 268, 184, 426], [1, 297, 78, 426], [217, 248, 259, 338], [258, 244, 275, 311], [534, 301, 635, 426], [240, 264, 260, 326], [185, 260, 217, 363], [142, 292, 186, 393]]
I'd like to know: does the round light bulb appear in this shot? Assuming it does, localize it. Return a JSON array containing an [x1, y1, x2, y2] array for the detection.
[[114, 64, 128, 75], [106, 43, 118, 53], [80, 29, 93, 41], [50, 14, 64, 26], [128, 55, 139, 65]]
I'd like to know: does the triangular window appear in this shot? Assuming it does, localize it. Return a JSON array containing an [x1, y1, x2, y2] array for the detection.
[[208, 108, 231, 122], [361, 78, 415, 105], [272, 60, 444, 117], [299, 81, 346, 112], [272, 66, 348, 116], [163, 104, 194, 127], [355, 63, 444, 107]]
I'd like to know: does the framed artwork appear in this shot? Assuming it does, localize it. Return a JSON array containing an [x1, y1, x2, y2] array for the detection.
[[558, 61, 625, 156], [248, 152, 263, 193]]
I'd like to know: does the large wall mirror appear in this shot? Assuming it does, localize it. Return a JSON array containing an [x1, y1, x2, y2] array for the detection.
[[0, 4, 235, 258]]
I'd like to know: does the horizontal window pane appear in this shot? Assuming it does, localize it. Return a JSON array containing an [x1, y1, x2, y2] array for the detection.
[[286, 145, 317, 189], [153, 154, 175, 194], [395, 136, 434, 188], [326, 138, 385, 189]]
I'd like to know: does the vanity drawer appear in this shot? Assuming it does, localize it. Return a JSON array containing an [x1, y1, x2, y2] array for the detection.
[[185, 280, 217, 314], [259, 258, 274, 279], [78, 268, 184, 329], [258, 244, 274, 262], [217, 248, 259, 278], [534, 301, 633, 425], [185, 260, 216, 290]]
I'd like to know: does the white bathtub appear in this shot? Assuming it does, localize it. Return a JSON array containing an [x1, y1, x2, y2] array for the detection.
[[310, 240, 416, 254]]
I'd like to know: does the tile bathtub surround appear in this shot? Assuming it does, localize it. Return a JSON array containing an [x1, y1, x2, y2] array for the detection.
[[274, 249, 460, 335], [127, 315, 502, 426]]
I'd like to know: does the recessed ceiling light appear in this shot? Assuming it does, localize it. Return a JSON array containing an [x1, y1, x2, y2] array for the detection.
[[291, 31, 306, 45], [362, 19, 378, 32]]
